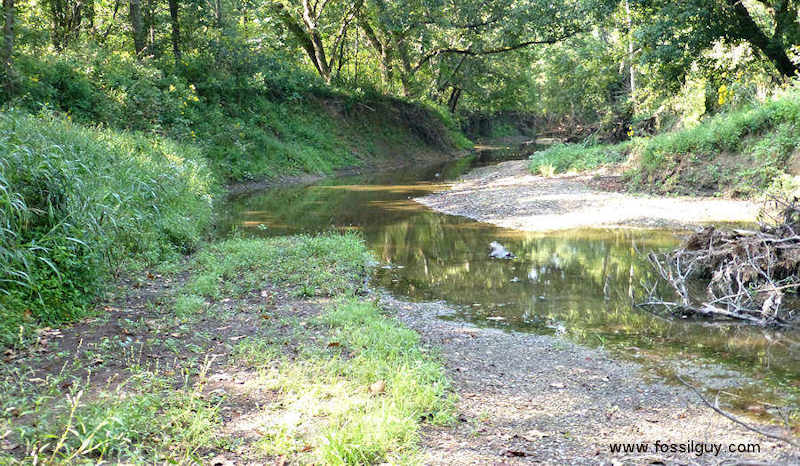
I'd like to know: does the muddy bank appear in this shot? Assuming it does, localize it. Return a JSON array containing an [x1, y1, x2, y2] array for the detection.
[[381, 294, 799, 465], [416, 160, 759, 231]]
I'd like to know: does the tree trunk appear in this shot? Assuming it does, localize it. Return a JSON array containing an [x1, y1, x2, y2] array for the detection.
[[50, 0, 64, 49], [625, 0, 636, 108], [359, 17, 392, 86], [144, 0, 155, 56], [392, 33, 412, 96], [168, 0, 180, 62], [447, 87, 461, 113], [272, 3, 326, 79], [2, 0, 14, 92], [129, 0, 145, 56], [726, 0, 798, 78], [214, 0, 222, 29], [301, 0, 331, 82]]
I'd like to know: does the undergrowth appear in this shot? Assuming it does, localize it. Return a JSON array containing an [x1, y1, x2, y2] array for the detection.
[[186, 233, 373, 298], [7, 49, 469, 182], [198, 234, 454, 463], [529, 142, 629, 176], [0, 361, 220, 464], [0, 231, 453, 464], [233, 299, 454, 465], [0, 111, 217, 346], [0, 49, 469, 344], [528, 89, 800, 196]]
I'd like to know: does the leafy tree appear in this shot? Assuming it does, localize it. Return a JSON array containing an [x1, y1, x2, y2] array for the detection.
[[629, 0, 799, 81]]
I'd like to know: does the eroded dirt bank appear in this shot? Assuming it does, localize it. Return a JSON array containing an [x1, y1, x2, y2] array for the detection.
[[382, 295, 799, 465], [416, 160, 760, 231]]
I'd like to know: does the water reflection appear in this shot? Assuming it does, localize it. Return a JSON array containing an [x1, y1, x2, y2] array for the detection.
[[221, 156, 800, 407]]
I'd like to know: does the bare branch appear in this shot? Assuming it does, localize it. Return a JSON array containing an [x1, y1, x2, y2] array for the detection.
[[677, 375, 799, 448]]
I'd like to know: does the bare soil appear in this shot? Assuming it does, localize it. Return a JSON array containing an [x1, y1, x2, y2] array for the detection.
[[416, 160, 760, 231]]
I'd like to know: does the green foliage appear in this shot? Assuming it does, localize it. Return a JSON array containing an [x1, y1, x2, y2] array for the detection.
[[209, 234, 453, 464], [187, 233, 373, 298], [233, 299, 454, 465], [0, 111, 217, 346], [6, 49, 465, 182], [530, 89, 800, 195], [530, 142, 629, 174], [173, 294, 207, 318], [632, 89, 800, 194], [319, 300, 454, 464], [9, 368, 219, 464]]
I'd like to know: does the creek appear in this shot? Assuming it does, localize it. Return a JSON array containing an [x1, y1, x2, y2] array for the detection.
[[221, 150, 800, 416]]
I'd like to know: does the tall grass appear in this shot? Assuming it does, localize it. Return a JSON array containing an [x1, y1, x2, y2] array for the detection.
[[529, 142, 629, 175], [187, 233, 373, 298], [0, 111, 217, 345]]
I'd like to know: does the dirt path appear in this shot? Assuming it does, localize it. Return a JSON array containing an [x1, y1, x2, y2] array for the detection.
[[416, 160, 760, 231], [382, 295, 800, 465]]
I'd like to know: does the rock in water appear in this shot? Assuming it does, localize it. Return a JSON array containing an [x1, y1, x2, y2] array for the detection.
[[489, 241, 515, 259]]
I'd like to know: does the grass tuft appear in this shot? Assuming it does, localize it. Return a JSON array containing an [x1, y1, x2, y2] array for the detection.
[[234, 299, 454, 465], [187, 233, 373, 298]]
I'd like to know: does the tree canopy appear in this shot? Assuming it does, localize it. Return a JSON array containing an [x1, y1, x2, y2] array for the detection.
[[0, 0, 797, 123]]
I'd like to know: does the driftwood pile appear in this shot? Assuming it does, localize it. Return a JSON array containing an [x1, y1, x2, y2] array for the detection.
[[645, 198, 800, 327]]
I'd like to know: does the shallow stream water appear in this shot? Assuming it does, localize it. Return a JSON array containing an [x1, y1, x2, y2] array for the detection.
[[221, 151, 800, 414]]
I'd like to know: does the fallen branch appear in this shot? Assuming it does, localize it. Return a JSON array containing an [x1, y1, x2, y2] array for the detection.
[[643, 212, 800, 327], [676, 375, 799, 449]]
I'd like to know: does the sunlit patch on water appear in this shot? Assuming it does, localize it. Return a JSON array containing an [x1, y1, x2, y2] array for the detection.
[[220, 153, 800, 421]]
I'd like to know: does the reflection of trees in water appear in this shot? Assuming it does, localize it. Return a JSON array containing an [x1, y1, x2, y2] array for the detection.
[[370, 213, 800, 377], [220, 163, 461, 235]]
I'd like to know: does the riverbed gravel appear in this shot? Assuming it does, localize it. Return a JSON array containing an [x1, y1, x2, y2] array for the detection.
[[380, 294, 799, 465], [416, 160, 760, 231]]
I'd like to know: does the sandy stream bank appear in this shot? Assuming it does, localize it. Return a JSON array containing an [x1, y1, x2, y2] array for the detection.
[[416, 160, 759, 232]]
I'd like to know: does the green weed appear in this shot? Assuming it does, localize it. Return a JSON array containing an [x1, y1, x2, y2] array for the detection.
[[173, 294, 207, 319], [187, 233, 372, 298], [529, 141, 628, 174], [1, 363, 219, 464], [233, 299, 454, 465], [0, 111, 218, 346]]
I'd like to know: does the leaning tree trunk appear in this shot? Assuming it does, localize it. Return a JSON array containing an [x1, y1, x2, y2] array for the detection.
[[1, 0, 13, 92], [168, 0, 180, 62], [300, 0, 331, 82], [726, 0, 799, 78], [447, 86, 462, 113], [129, 0, 145, 56]]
